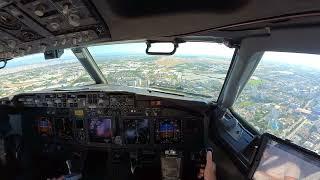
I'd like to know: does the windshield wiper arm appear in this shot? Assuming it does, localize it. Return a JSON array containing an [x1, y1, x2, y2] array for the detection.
[[147, 88, 185, 97], [148, 86, 212, 98]]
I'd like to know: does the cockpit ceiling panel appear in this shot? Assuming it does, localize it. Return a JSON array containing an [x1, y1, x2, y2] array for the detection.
[[92, 0, 320, 40], [0, 0, 319, 58], [0, 0, 111, 59]]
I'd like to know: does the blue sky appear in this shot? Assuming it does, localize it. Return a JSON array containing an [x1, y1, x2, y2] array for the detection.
[[264, 51, 320, 69], [4, 42, 320, 69], [88, 42, 235, 56], [5, 42, 234, 68]]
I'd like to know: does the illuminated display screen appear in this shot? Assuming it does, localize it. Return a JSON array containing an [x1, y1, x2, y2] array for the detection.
[[124, 119, 149, 144], [159, 122, 175, 139], [54, 117, 73, 139], [89, 117, 112, 142], [253, 139, 320, 180], [156, 119, 181, 143], [37, 117, 53, 136]]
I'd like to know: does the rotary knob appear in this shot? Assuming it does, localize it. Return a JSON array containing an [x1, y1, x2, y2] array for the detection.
[[62, 3, 71, 15], [53, 41, 58, 47], [34, 4, 46, 17], [68, 14, 80, 27], [82, 31, 90, 41], [61, 38, 67, 45], [72, 37, 77, 45], [19, 48, 25, 56], [77, 36, 83, 43], [26, 46, 32, 52], [49, 22, 60, 31], [7, 40, 16, 49]]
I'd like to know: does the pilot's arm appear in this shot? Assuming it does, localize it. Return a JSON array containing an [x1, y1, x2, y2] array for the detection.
[[198, 151, 217, 180]]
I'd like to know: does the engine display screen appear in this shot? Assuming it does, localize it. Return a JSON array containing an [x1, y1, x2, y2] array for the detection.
[[89, 117, 112, 143]]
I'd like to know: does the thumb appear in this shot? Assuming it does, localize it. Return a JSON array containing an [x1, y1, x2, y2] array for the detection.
[[204, 151, 217, 180], [206, 151, 213, 165]]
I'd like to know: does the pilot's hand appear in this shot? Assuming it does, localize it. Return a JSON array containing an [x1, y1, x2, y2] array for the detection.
[[46, 176, 64, 180], [198, 151, 216, 180], [253, 171, 272, 180]]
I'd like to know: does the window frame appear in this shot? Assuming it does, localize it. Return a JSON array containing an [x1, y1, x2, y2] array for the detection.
[[231, 50, 320, 137], [217, 47, 239, 103]]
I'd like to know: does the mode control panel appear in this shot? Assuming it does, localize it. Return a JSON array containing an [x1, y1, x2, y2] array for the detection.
[[15, 92, 134, 109], [110, 95, 134, 108]]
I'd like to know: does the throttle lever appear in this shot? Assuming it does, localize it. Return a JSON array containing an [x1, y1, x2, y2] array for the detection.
[[196, 148, 213, 180], [196, 148, 213, 165]]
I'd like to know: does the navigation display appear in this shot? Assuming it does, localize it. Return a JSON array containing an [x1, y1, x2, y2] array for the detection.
[[252, 135, 320, 180], [54, 117, 73, 140], [89, 117, 112, 143], [124, 119, 149, 144]]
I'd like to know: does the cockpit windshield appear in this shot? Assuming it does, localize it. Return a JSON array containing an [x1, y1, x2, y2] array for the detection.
[[0, 42, 234, 100], [89, 42, 234, 100], [0, 50, 94, 98]]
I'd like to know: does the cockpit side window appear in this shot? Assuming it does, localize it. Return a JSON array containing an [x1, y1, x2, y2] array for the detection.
[[233, 51, 320, 154]]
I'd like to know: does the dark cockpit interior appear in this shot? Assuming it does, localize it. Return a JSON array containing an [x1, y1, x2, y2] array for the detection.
[[2, 0, 320, 180], [1, 90, 210, 179]]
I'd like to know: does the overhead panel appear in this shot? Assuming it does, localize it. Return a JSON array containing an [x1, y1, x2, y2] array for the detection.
[[0, 0, 111, 59]]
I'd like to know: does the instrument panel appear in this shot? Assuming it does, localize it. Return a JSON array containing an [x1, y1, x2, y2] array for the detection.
[[16, 92, 205, 149]]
